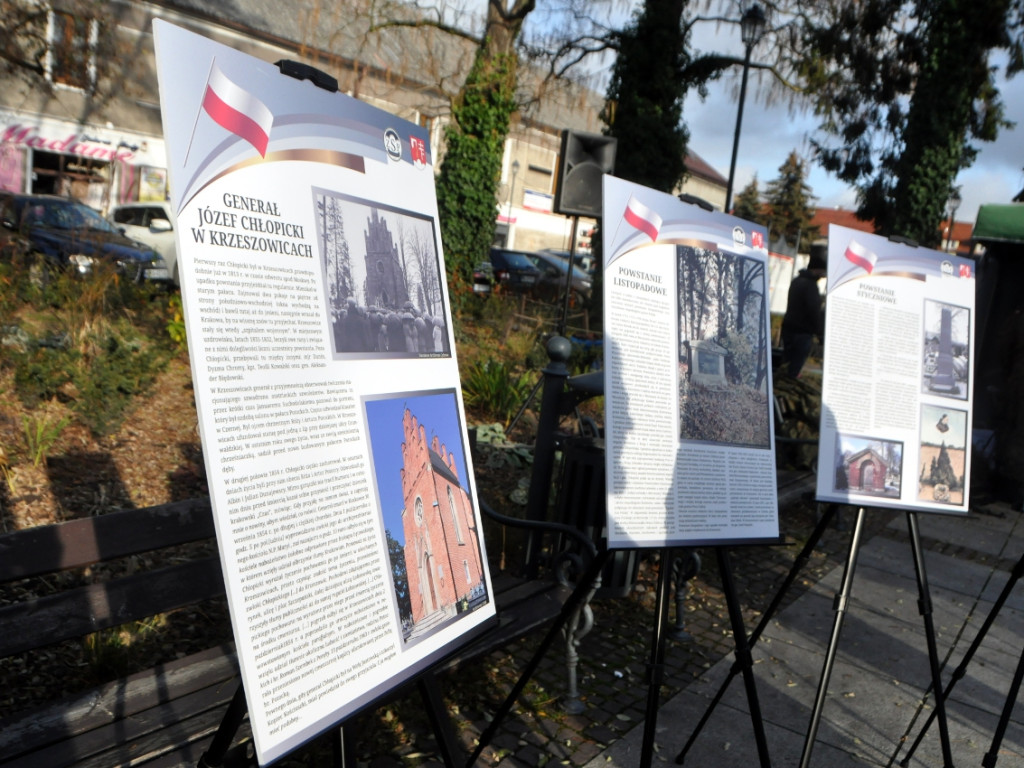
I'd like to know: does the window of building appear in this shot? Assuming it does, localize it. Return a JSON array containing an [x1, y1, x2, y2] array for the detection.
[[447, 486, 463, 544], [463, 559, 470, 583], [46, 10, 98, 91]]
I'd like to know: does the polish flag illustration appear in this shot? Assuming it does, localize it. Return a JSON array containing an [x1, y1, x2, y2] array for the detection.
[[844, 240, 878, 274], [202, 63, 274, 157], [623, 194, 662, 242]]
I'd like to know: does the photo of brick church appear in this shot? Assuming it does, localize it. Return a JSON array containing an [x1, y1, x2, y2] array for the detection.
[[399, 406, 486, 627], [365, 392, 488, 643]]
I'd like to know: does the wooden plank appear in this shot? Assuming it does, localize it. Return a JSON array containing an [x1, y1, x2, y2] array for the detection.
[[441, 582, 571, 672], [0, 646, 238, 760], [0, 499, 215, 582], [0, 558, 226, 658], [3, 676, 243, 768]]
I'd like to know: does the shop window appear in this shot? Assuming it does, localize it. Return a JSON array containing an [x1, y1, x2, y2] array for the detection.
[[47, 10, 98, 91]]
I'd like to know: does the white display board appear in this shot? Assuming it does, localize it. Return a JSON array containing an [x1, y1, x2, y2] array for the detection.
[[816, 225, 975, 514], [603, 176, 779, 548], [153, 22, 495, 764]]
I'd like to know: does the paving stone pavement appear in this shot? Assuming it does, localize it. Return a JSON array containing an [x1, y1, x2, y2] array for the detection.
[[344, 495, 1024, 767]]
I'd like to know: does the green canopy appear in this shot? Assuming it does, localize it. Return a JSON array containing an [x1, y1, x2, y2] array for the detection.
[[973, 203, 1024, 244]]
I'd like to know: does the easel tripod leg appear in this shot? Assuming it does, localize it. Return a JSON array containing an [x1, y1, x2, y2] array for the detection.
[[799, 507, 867, 768], [465, 549, 611, 767], [982, 641, 1024, 767], [198, 683, 248, 768], [675, 503, 838, 764], [906, 511, 955, 768], [639, 547, 675, 768], [718, 547, 772, 768], [901, 552, 1024, 766]]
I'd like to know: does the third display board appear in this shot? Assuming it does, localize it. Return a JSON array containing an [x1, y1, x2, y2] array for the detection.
[[816, 225, 975, 514]]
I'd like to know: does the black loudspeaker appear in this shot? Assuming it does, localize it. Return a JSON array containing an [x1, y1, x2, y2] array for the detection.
[[553, 130, 617, 217]]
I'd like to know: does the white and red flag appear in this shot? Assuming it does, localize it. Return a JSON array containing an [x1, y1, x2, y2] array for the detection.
[[844, 240, 878, 274], [623, 194, 662, 243], [202, 63, 274, 157]]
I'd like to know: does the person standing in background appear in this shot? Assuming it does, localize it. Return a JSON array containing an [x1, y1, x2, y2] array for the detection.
[[780, 252, 827, 377]]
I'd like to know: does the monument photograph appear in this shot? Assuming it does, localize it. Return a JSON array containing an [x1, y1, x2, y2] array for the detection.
[[315, 190, 451, 358], [921, 299, 970, 400], [917, 404, 968, 505], [677, 245, 771, 448], [364, 391, 488, 644], [831, 434, 904, 498]]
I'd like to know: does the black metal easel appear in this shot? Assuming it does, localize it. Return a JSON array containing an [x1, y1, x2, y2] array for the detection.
[[798, 508, 954, 768], [639, 544, 774, 768], [899, 552, 1024, 767], [674, 503, 839, 764]]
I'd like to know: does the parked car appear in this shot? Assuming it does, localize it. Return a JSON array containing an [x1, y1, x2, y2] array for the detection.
[[0, 193, 167, 284], [473, 261, 494, 294], [539, 247, 595, 274], [526, 250, 593, 303], [109, 201, 178, 285], [487, 247, 543, 293]]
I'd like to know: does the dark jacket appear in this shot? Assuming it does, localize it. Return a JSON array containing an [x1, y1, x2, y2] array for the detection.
[[781, 269, 824, 337]]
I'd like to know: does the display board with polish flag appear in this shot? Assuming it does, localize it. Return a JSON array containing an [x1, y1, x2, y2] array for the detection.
[[153, 21, 494, 765], [602, 175, 780, 548], [815, 224, 976, 514]]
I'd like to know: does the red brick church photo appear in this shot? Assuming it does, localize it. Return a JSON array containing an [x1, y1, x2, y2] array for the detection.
[[399, 407, 486, 629], [365, 392, 489, 644]]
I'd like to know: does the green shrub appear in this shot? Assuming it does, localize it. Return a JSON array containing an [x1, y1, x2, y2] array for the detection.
[[2, 266, 174, 437], [462, 358, 535, 427], [166, 292, 187, 348], [22, 411, 71, 467]]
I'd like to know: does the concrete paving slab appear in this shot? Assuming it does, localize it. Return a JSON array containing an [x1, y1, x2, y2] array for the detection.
[[887, 506, 1024, 562], [589, 524, 1024, 768]]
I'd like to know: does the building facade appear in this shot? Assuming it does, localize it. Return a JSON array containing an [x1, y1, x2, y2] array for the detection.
[[0, 1, 727, 253], [399, 408, 484, 625]]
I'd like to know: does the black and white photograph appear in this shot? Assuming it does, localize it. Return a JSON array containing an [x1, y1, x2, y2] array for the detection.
[[677, 245, 772, 448], [314, 189, 451, 358], [921, 299, 970, 400]]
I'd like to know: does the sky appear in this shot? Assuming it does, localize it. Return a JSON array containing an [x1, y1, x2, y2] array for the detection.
[[680, 49, 1024, 227], [364, 391, 469, 546], [567, 4, 1024, 227]]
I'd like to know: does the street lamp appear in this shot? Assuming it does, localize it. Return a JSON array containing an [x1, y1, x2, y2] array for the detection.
[[506, 158, 520, 247], [945, 187, 962, 252], [724, 3, 767, 214]]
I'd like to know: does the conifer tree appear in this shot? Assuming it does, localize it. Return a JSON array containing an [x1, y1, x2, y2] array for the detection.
[[732, 177, 764, 224], [763, 151, 818, 249]]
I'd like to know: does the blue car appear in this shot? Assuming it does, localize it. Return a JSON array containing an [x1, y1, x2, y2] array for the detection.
[[0, 193, 167, 283]]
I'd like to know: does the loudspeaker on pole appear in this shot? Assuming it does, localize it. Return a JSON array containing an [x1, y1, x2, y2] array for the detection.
[[553, 131, 617, 217]]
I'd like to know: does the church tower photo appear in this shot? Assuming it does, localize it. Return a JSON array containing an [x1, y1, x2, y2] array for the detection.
[[363, 208, 410, 310], [399, 407, 485, 628]]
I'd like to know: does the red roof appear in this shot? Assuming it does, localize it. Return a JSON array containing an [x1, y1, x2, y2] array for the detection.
[[810, 208, 875, 235], [684, 150, 727, 185], [811, 207, 972, 254]]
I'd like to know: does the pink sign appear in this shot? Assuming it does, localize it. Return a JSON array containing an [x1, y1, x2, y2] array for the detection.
[[1, 123, 137, 163]]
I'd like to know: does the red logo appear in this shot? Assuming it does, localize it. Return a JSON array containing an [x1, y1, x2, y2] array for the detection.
[[410, 136, 427, 168], [751, 231, 764, 249], [959, 263, 972, 278]]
